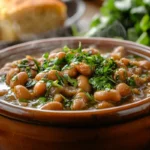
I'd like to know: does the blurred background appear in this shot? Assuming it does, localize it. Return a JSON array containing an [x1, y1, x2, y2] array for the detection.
[[0, 0, 150, 49]]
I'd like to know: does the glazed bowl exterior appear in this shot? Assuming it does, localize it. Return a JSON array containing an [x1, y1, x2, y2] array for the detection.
[[0, 38, 150, 150]]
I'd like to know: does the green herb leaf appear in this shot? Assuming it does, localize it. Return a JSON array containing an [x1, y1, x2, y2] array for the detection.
[[140, 14, 150, 32], [90, 16, 101, 28], [127, 77, 136, 87], [0, 74, 6, 82], [43, 52, 49, 59], [33, 59, 40, 72], [19, 98, 29, 103], [63, 45, 70, 53], [89, 58, 117, 91], [38, 97, 47, 104], [89, 76, 115, 90], [63, 98, 72, 109], [136, 32, 150, 46], [127, 28, 138, 41], [64, 75, 78, 87], [25, 79, 37, 88]]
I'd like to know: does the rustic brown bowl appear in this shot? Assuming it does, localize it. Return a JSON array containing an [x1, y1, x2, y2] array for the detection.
[[0, 38, 150, 150]]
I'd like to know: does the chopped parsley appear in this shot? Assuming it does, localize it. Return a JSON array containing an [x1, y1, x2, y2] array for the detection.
[[25, 79, 37, 88], [89, 58, 117, 90], [43, 52, 49, 59], [0, 74, 6, 82], [64, 75, 78, 87], [127, 77, 136, 87]]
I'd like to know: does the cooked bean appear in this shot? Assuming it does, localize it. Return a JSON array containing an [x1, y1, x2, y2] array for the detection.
[[139, 60, 150, 70], [116, 83, 131, 97], [14, 85, 31, 100], [114, 68, 127, 81], [26, 55, 34, 60], [133, 75, 146, 86], [41, 101, 63, 110], [94, 90, 121, 102], [75, 92, 89, 102], [97, 101, 114, 109], [1, 43, 150, 111], [111, 46, 126, 60], [6, 68, 19, 85], [49, 53, 56, 59], [10, 72, 28, 88], [113, 46, 126, 56], [49, 87, 63, 96], [48, 70, 62, 80], [77, 75, 91, 92], [134, 67, 142, 75], [127, 69, 133, 77], [35, 72, 48, 81], [30, 70, 37, 78], [82, 48, 100, 55], [63, 66, 77, 78], [62, 86, 77, 97], [54, 94, 64, 102], [132, 88, 140, 95], [75, 63, 92, 76], [33, 81, 46, 97], [120, 58, 130, 66], [130, 60, 140, 67], [56, 52, 66, 59], [71, 98, 86, 110], [38, 57, 44, 64], [111, 53, 121, 60], [0, 89, 8, 96]]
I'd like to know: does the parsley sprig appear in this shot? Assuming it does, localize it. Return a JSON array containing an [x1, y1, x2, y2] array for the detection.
[[89, 58, 117, 90]]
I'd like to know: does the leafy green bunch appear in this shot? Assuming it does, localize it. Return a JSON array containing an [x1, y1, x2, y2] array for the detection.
[[85, 0, 150, 46]]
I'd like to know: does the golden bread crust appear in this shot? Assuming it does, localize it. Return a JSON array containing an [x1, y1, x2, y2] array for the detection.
[[0, 0, 66, 18], [0, 0, 67, 41]]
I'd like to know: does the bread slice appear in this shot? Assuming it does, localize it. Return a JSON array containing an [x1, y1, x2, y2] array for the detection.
[[0, 0, 67, 41]]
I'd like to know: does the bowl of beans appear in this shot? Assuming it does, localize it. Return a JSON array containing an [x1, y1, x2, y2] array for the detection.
[[0, 38, 150, 150]]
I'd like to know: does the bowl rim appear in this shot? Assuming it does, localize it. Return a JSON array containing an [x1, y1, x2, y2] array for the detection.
[[0, 37, 150, 125]]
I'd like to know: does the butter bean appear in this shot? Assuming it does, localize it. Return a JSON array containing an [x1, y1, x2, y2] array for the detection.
[[48, 70, 62, 80], [76, 63, 92, 76], [77, 75, 91, 92], [10, 72, 28, 88], [6, 68, 19, 85], [41, 101, 63, 110], [94, 90, 121, 102], [14, 85, 31, 100], [116, 83, 131, 97], [33, 81, 46, 97]]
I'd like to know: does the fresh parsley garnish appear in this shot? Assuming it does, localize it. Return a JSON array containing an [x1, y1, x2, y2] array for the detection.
[[0, 74, 6, 82], [43, 52, 49, 59], [25, 79, 37, 88], [127, 77, 136, 87], [89, 58, 117, 90]]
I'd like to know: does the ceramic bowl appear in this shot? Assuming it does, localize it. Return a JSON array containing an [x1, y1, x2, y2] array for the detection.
[[0, 38, 150, 150]]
